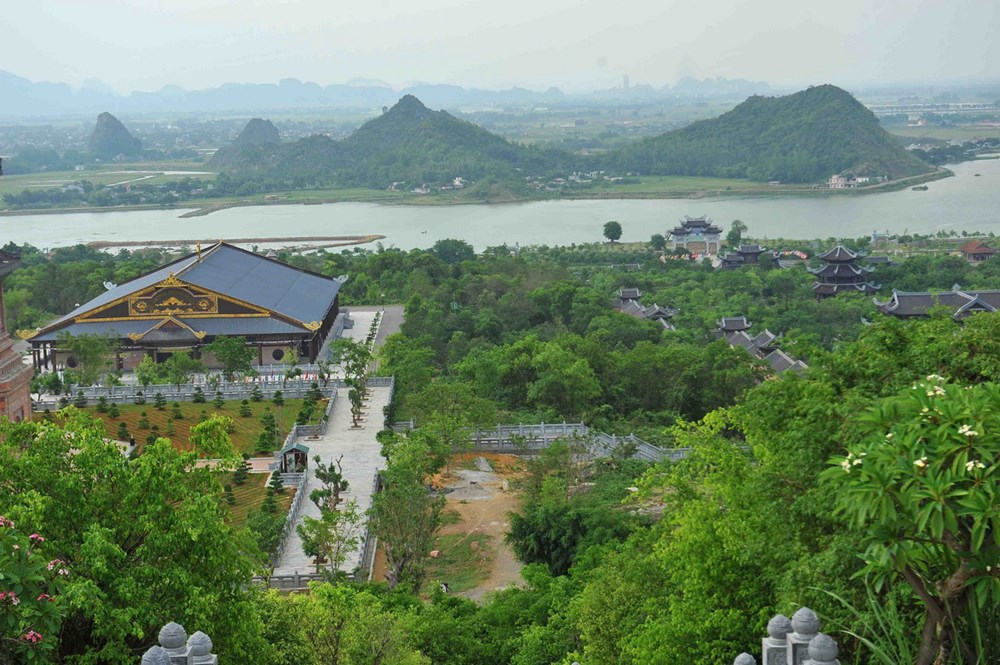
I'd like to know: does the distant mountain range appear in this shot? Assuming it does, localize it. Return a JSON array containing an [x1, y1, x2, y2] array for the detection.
[[213, 85, 933, 187], [0, 69, 772, 117]]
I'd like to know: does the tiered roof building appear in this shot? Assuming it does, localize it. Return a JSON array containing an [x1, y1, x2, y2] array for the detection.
[[670, 215, 722, 256], [809, 245, 879, 298]]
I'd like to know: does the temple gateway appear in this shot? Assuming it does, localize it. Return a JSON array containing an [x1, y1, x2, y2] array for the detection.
[[23, 242, 345, 372]]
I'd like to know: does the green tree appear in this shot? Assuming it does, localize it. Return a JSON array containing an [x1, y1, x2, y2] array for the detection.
[[828, 376, 1000, 665], [56, 332, 114, 388], [206, 336, 256, 381], [370, 436, 446, 591], [0, 516, 68, 664], [603, 221, 622, 243], [160, 353, 203, 390], [726, 219, 748, 247], [649, 233, 667, 251], [134, 355, 162, 389], [0, 411, 264, 662], [296, 499, 363, 576]]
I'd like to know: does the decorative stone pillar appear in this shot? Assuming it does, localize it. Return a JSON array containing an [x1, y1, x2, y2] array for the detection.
[[188, 630, 218, 665], [734, 653, 757, 665], [158, 622, 193, 665], [786, 607, 820, 665], [805, 633, 839, 665], [762, 614, 792, 665], [141, 646, 172, 665]]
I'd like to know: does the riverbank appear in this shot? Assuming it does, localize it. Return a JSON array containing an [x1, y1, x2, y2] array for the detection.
[[86, 234, 386, 250], [0, 169, 951, 218]]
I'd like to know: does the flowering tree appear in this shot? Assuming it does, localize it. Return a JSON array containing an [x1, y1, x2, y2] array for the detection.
[[828, 376, 1000, 665], [0, 517, 67, 664]]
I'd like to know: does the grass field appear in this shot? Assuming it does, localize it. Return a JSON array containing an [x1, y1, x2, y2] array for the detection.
[[890, 126, 1000, 141], [87, 397, 324, 455], [424, 532, 495, 594], [222, 471, 296, 528]]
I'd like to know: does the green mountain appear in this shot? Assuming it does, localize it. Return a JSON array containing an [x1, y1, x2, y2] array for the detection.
[[233, 118, 281, 146], [608, 84, 933, 183], [88, 112, 142, 160], [210, 95, 571, 187]]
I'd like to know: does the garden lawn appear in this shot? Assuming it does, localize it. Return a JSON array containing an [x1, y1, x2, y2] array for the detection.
[[87, 397, 327, 455], [223, 471, 297, 528]]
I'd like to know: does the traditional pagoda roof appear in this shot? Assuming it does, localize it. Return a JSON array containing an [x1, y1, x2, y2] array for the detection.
[[617, 287, 643, 301], [717, 316, 752, 332], [764, 349, 808, 373], [816, 245, 864, 263], [808, 262, 875, 278], [25, 242, 345, 342], [863, 255, 893, 266], [670, 215, 722, 235], [874, 288, 1000, 319], [278, 440, 311, 456], [737, 244, 766, 256], [812, 281, 880, 296]]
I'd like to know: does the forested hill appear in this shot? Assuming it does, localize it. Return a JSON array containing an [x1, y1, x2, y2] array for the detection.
[[607, 84, 934, 182], [210, 95, 572, 187]]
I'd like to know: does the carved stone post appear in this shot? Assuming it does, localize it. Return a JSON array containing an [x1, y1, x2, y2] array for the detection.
[[786, 607, 820, 665], [158, 622, 193, 665], [141, 646, 172, 665], [188, 630, 218, 665], [762, 614, 792, 665], [734, 653, 757, 665], [805, 633, 839, 665]]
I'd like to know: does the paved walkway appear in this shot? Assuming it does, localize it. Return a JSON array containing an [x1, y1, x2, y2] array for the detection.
[[271, 303, 403, 576], [274, 384, 391, 575]]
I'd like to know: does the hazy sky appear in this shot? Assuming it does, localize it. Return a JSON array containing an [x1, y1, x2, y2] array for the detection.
[[8, 0, 999, 93]]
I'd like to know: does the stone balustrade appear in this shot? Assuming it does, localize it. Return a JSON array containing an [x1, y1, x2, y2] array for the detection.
[[733, 607, 840, 665]]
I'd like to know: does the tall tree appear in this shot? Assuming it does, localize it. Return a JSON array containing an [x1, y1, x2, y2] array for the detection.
[[0, 411, 265, 662], [56, 332, 114, 388], [205, 336, 256, 381], [603, 221, 623, 243]]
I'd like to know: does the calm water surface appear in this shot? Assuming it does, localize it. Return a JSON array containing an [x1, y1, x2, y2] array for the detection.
[[2, 160, 998, 250]]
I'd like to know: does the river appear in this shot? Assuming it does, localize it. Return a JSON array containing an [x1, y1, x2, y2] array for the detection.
[[2, 160, 998, 251]]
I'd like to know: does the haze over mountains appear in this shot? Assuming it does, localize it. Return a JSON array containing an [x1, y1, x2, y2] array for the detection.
[[0, 69, 773, 117], [212, 85, 933, 187]]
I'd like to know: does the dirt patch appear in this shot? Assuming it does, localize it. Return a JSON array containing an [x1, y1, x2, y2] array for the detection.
[[372, 453, 527, 602], [431, 453, 526, 602]]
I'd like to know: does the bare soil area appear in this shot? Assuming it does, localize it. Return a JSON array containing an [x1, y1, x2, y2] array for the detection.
[[372, 453, 526, 602]]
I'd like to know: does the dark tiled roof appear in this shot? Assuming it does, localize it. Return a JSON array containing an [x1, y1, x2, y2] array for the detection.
[[31, 242, 343, 340], [0, 250, 22, 280], [617, 287, 642, 300], [874, 289, 1000, 318], [808, 262, 874, 278], [816, 245, 862, 262], [717, 316, 752, 332]]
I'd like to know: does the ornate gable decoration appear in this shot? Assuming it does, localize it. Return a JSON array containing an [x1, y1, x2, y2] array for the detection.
[[129, 284, 218, 317]]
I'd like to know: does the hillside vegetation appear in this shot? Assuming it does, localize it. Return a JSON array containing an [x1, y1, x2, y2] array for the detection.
[[210, 95, 572, 187], [608, 84, 933, 182], [210, 85, 933, 188]]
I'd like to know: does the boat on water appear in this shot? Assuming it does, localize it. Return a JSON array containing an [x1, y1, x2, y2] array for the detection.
[[912, 185, 929, 191]]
